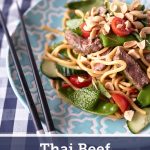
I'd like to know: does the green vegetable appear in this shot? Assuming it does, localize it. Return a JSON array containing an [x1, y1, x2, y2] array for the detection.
[[137, 5, 145, 11], [59, 86, 100, 110], [132, 32, 142, 42], [133, 32, 150, 50], [72, 27, 82, 36], [145, 35, 150, 50], [141, 19, 148, 27], [66, 19, 83, 30], [100, 33, 137, 47], [66, 19, 83, 36], [127, 108, 150, 134], [41, 59, 85, 79], [137, 84, 150, 107], [104, 0, 110, 11], [51, 42, 68, 58], [59, 86, 118, 115], [65, 0, 103, 13], [94, 101, 118, 115], [97, 82, 111, 99], [40, 59, 58, 79], [56, 64, 85, 77]]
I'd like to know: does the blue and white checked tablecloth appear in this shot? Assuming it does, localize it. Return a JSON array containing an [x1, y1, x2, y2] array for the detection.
[[0, 0, 38, 134]]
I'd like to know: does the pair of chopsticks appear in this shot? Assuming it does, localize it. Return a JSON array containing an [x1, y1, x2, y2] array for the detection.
[[0, 2, 55, 134]]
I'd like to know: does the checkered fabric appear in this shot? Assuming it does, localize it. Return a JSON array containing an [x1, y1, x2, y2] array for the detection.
[[0, 0, 37, 134]]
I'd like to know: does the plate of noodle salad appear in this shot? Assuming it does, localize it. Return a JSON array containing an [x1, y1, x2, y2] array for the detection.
[[7, 0, 150, 134]]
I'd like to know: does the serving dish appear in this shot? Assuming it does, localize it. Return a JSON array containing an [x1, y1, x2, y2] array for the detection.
[[6, 0, 150, 134]]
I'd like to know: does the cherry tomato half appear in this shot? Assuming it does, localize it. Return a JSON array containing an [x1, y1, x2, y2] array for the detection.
[[111, 17, 132, 37], [111, 91, 130, 113], [69, 74, 92, 88], [80, 22, 91, 38]]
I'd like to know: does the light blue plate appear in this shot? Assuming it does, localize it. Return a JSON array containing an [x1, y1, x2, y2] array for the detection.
[[6, 0, 150, 134]]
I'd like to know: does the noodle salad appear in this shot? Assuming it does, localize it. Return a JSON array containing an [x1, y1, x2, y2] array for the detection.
[[41, 0, 150, 134]]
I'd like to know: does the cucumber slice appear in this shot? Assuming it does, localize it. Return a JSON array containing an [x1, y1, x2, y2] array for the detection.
[[127, 108, 150, 134], [56, 64, 85, 77], [59, 86, 100, 110], [40, 59, 58, 79], [41, 59, 86, 79]]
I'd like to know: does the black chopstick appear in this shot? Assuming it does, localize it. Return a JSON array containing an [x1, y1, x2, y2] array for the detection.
[[0, 10, 44, 134], [16, 2, 55, 133]]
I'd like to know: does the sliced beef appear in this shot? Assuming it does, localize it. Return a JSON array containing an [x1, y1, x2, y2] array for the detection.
[[93, 63, 106, 71], [65, 30, 103, 55], [92, 49, 111, 71], [145, 53, 150, 63], [115, 47, 149, 90]]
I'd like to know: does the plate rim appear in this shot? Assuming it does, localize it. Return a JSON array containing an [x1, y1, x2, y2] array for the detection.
[[5, 0, 150, 135]]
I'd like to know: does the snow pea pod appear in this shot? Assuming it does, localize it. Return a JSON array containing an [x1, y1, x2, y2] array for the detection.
[[99, 33, 137, 47], [91, 101, 118, 115], [137, 84, 150, 107]]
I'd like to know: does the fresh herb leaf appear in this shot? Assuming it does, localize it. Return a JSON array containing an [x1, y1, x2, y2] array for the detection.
[[50, 42, 68, 58], [137, 5, 145, 11], [72, 27, 82, 36], [132, 32, 142, 42], [65, 0, 104, 13], [133, 32, 150, 50], [66, 19, 83, 36], [66, 19, 83, 30], [145, 35, 150, 50], [141, 19, 148, 27]]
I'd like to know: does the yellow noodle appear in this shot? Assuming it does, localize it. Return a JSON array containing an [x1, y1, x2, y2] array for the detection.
[[128, 99, 146, 115], [106, 47, 117, 61], [120, 81, 132, 87], [51, 44, 72, 56], [90, 60, 127, 83], [108, 114, 123, 119], [46, 53, 79, 69], [118, 84, 131, 92], [115, 112, 123, 119], [77, 54, 110, 75], [40, 25, 64, 35], [114, 76, 124, 90], [109, 65, 117, 78], [67, 48, 78, 62], [56, 70, 78, 90], [55, 81, 60, 91], [88, 47, 109, 59]]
